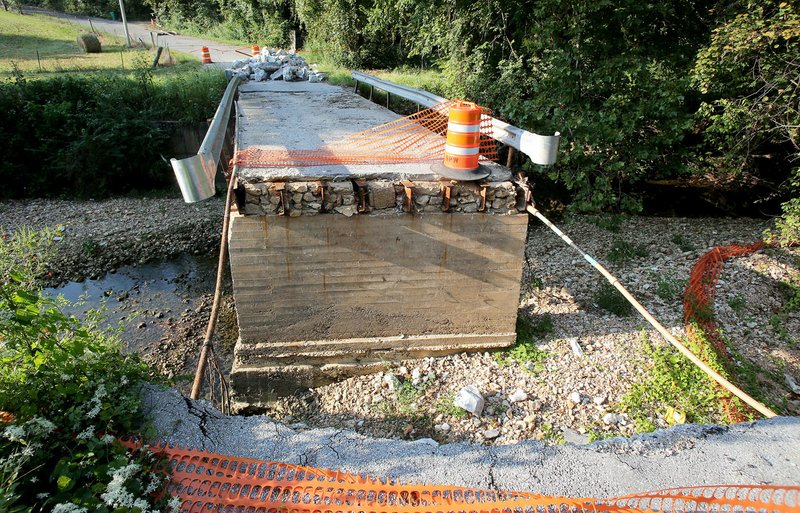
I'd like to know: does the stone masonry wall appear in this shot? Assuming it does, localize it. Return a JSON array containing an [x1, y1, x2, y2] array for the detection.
[[240, 180, 518, 217]]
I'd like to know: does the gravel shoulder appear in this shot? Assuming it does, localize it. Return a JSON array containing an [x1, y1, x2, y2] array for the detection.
[[3, 198, 798, 444]]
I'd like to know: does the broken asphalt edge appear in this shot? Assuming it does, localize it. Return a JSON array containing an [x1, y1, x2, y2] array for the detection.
[[141, 385, 800, 497]]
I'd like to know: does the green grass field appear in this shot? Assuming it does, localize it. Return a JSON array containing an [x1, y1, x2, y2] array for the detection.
[[0, 10, 196, 76]]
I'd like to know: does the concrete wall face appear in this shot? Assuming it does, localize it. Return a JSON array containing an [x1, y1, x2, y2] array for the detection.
[[229, 206, 528, 403]]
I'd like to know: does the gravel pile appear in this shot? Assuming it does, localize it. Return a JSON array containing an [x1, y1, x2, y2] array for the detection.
[[226, 48, 327, 83], [265, 216, 800, 445]]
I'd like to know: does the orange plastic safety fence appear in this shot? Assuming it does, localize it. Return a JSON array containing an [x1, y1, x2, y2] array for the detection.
[[235, 101, 497, 168], [683, 241, 767, 422], [0, 411, 14, 423], [125, 440, 799, 513]]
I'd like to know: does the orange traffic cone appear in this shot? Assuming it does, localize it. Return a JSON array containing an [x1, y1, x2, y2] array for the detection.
[[251, 45, 260, 57], [200, 46, 212, 64]]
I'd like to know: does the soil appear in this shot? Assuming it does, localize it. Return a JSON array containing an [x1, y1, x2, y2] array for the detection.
[[3, 197, 798, 443]]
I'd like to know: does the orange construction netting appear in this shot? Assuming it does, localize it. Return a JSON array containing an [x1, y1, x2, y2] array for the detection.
[[683, 241, 767, 422], [235, 101, 497, 168], [133, 440, 799, 513]]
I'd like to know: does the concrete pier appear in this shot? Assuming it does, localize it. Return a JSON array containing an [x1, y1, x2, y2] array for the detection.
[[229, 81, 528, 405]]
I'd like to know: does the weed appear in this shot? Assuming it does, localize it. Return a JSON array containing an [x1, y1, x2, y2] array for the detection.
[[585, 427, 614, 443], [726, 294, 747, 314], [587, 213, 626, 233], [606, 240, 650, 263], [594, 281, 632, 316], [375, 380, 427, 417], [530, 276, 544, 289], [434, 392, 468, 419], [81, 238, 99, 256], [538, 422, 565, 444], [671, 233, 696, 252], [620, 329, 726, 433], [494, 403, 509, 416], [653, 272, 686, 301], [494, 316, 551, 372], [769, 281, 800, 347]]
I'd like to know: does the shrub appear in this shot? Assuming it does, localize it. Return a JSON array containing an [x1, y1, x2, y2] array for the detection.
[[0, 67, 226, 199], [494, 316, 552, 372], [0, 229, 172, 511]]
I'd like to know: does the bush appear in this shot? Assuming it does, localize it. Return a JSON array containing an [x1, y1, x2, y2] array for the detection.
[[0, 67, 226, 198], [0, 229, 173, 511]]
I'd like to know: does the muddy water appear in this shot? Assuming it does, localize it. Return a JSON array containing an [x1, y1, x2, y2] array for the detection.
[[44, 254, 222, 352]]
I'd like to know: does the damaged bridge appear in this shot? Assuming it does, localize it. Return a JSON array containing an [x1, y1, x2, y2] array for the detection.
[[171, 74, 560, 407]]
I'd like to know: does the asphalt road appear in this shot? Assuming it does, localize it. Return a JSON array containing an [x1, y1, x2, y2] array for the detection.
[[22, 5, 245, 64]]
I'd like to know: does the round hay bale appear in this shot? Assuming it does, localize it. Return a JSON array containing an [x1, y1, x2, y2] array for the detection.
[[77, 33, 102, 53]]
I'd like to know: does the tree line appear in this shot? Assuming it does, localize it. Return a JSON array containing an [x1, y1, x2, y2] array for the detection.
[[21, 0, 800, 240]]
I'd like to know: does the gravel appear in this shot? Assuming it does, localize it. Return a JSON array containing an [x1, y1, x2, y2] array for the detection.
[[0, 196, 224, 285], [3, 199, 797, 443]]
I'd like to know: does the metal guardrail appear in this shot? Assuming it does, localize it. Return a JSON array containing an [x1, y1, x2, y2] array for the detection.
[[172, 76, 242, 203], [351, 70, 561, 166]]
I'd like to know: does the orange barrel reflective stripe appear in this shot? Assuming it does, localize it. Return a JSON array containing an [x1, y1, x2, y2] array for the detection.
[[433, 100, 490, 180], [200, 46, 211, 64], [251, 45, 261, 57]]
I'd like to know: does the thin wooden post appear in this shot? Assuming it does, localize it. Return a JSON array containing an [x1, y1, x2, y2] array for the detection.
[[36, 49, 41, 71]]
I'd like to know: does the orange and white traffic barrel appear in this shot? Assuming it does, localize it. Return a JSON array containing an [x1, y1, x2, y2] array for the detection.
[[433, 100, 489, 180], [251, 45, 261, 57], [200, 46, 212, 64]]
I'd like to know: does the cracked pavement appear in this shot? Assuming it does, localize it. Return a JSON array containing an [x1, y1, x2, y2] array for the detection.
[[142, 385, 800, 497]]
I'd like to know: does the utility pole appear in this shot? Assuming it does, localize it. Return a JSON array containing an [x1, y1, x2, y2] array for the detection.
[[118, 0, 131, 47]]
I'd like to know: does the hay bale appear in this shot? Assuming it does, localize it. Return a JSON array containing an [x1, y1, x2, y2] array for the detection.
[[77, 33, 101, 53]]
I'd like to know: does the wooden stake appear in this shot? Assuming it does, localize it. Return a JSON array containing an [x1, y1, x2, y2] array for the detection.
[[36, 49, 41, 72], [88, 18, 96, 34]]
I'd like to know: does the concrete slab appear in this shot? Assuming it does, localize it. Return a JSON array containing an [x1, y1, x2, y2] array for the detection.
[[235, 81, 511, 182], [143, 385, 800, 498]]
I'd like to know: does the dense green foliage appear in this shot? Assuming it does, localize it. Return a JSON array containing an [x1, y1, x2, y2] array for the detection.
[[0, 229, 174, 511], [10, 0, 800, 237], [0, 64, 226, 198]]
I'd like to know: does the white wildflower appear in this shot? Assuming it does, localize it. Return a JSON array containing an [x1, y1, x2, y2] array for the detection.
[[60, 372, 71, 381], [30, 476, 37, 483], [52, 503, 87, 513], [76, 426, 95, 440], [94, 383, 107, 399], [100, 463, 142, 508], [144, 472, 161, 494], [35, 492, 48, 499], [168, 496, 183, 512], [2, 425, 25, 442], [101, 434, 115, 444], [133, 498, 149, 510], [86, 401, 101, 418], [120, 375, 129, 386], [28, 417, 56, 435]]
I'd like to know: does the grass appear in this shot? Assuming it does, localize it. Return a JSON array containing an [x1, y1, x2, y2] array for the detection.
[[619, 330, 727, 433], [433, 392, 469, 419], [606, 240, 650, 264], [726, 293, 747, 314], [594, 281, 632, 316], [0, 10, 197, 77], [653, 272, 686, 301], [587, 213, 626, 233], [494, 316, 552, 372], [671, 233, 696, 252]]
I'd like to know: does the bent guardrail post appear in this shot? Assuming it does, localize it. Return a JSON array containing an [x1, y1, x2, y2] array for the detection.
[[350, 70, 560, 165], [172, 76, 242, 203]]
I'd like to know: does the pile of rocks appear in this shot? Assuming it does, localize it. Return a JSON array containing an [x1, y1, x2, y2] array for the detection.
[[225, 48, 327, 83]]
